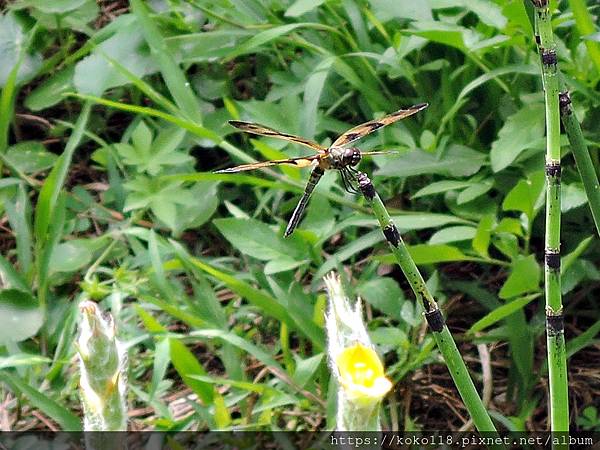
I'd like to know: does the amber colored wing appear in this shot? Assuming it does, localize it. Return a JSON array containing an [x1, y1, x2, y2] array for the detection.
[[331, 103, 428, 147], [229, 121, 327, 153], [215, 155, 320, 173]]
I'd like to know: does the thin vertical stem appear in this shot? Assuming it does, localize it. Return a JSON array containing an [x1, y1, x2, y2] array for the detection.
[[357, 172, 500, 437], [558, 92, 600, 237], [531, 0, 569, 434]]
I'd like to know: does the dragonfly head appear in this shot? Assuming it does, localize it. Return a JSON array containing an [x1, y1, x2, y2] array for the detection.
[[343, 147, 362, 167]]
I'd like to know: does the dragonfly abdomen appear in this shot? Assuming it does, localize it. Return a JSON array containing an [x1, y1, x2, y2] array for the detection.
[[284, 166, 325, 237]]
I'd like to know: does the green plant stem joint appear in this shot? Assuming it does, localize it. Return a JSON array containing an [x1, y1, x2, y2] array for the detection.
[[356, 171, 438, 313], [357, 171, 500, 436], [541, 48, 557, 69], [558, 90, 600, 236], [545, 162, 561, 181], [545, 249, 560, 271], [558, 91, 572, 116], [383, 224, 400, 247], [546, 311, 565, 337], [425, 309, 444, 333]]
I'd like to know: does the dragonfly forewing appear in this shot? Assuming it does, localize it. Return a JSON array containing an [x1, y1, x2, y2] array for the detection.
[[331, 103, 428, 147]]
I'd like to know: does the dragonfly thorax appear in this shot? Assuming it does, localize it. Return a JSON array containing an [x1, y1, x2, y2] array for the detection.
[[328, 146, 362, 169]]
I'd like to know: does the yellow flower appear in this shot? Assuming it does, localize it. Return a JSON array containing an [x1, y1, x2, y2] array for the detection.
[[336, 344, 392, 402]]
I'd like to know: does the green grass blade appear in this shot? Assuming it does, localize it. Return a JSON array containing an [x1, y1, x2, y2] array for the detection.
[[34, 102, 91, 244], [130, 0, 203, 124], [0, 372, 81, 430], [4, 184, 33, 277], [168, 338, 214, 403]]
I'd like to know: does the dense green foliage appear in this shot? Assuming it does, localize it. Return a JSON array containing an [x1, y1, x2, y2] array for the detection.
[[1, 0, 599, 431]]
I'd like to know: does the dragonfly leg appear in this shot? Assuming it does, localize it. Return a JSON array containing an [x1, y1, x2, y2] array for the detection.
[[340, 169, 355, 194], [345, 167, 361, 194]]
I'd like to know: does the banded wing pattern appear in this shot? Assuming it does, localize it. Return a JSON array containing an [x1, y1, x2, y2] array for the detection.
[[219, 103, 428, 236], [331, 102, 428, 147], [229, 121, 326, 153], [214, 155, 319, 173]]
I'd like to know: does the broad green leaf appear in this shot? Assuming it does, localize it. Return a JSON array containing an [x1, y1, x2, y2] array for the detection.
[[0, 255, 29, 291], [285, 0, 325, 17], [302, 57, 333, 139], [267, 281, 325, 351], [493, 232, 520, 260], [169, 338, 214, 403], [74, 21, 157, 95], [456, 0, 507, 28], [495, 218, 523, 236], [378, 244, 470, 265], [314, 230, 383, 280], [5, 141, 58, 173], [468, 294, 540, 333], [391, 213, 469, 230], [0, 13, 42, 86], [562, 236, 593, 274], [125, 177, 218, 235], [371, 0, 433, 21], [369, 327, 407, 347], [0, 372, 81, 430], [561, 184, 587, 212], [17, 0, 88, 13], [429, 226, 476, 244], [499, 255, 541, 299], [301, 194, 335, 239], [131, 120, 153, 152], [490, 103, 545, 172], [457, 181, 493, 204], [169, 30, 253, 62], [408, 244, 469, 264], [502, 171, 545, 221], [4, 185, 32, 275], [357, 278, 404, 321], [131, 0, 202, 124], [171, 242, 294, 328], [404, 21, 476, 51], [292, 353, 324, 387], [49, 239, 94, 273], [214, 217, 307, 261], [0, 289, 43, 343], [472, 214, 495, 258], [376, 145, 485, 178], [264, 257, 307, 275], [27, 0, 98, 33], [412, 180, 473, 199], [227, 23, 324, 59]]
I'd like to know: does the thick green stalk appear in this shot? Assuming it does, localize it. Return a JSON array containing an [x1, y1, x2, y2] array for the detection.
[[531, 0, 569, 434], [559, 92, 600, 237], [78, 301, 128, 435], [357, 173, 499, 436], [324, 273, 391, 431]]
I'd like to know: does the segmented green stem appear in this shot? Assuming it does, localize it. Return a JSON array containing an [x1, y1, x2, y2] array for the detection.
[[531, 0, 569, 434], [559, 92, 600, 237], [357, 172, 499, 436]]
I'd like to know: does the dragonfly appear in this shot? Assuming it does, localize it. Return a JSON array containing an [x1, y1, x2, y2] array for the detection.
[[216, 103, 428, 237]]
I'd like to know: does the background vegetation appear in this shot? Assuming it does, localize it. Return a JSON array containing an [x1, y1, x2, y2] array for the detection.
[[1, 0, 599, 432]]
